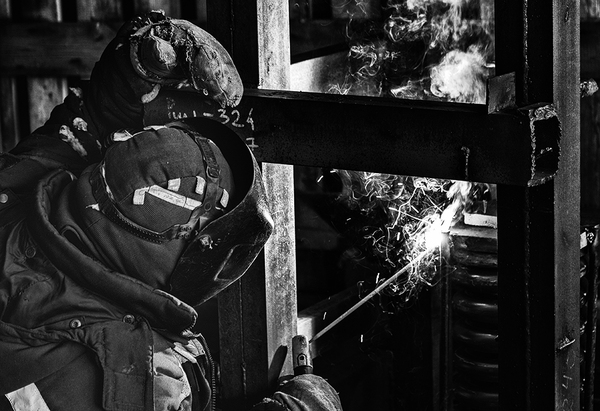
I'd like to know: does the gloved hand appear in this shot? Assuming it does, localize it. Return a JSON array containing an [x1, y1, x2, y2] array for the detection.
[[252, 374, 343, 411], [85, 11, 243, 140], [125, 11, 243, 107]]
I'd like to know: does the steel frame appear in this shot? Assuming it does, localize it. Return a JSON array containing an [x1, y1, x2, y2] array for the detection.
[[166, 1, 581, 409]]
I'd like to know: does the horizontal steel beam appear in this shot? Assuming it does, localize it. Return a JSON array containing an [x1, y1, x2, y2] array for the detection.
[[144, 88, 561, 186]]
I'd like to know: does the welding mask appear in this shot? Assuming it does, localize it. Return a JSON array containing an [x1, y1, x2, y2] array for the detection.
[[85, 118, 273, 306]]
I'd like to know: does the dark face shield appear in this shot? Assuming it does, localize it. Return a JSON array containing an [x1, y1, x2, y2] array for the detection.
[[168, 156, 273, 306], [84, 117, 272, 304], [167, 119, 274, 306]]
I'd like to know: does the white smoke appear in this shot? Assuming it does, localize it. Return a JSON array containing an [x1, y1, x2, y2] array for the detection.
[[430, 46, 487, 103]]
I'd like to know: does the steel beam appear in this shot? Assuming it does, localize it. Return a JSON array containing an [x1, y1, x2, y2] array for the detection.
[[145, 88, 561, 187]]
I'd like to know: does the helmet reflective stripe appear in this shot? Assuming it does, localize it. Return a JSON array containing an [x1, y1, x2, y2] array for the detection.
[[219, 189, 229, 208], [5, 384, 51, 411], [195, 176, 206, 196], [132, 186, 203, 209], [167, 178, 181, 191], [133, 187, 149, 205], [88, 128, 226, 243], [135, 185, 203, 210]]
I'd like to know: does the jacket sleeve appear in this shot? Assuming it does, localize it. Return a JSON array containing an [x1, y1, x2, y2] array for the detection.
[[0, 12, 176, 184], [2, 13, 172, 185], [3, 11, 243, 194], [0, 87, 103, 200], [0, 13, 175, 192]]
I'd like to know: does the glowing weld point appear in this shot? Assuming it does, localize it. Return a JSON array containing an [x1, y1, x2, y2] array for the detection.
[[425, 220, 443, 250]]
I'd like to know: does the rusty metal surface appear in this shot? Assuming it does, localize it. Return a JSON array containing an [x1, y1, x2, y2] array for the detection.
[[495, 1, 581, 410], [207, 1, 297, 409], [551, 1, 581, 410], [145, 88, 561, 186]]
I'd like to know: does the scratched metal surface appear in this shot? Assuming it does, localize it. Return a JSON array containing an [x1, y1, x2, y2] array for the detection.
[[205, 2, 298, 409], [185, 1, 580, 410], [496, 1, 581, 410], [145, 88, 561, 187]]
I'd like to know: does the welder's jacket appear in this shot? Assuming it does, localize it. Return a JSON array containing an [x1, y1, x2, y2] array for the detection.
[[0, 12, 344, 409], [0, 88, 214, 411], [0, 90, 343, 411]]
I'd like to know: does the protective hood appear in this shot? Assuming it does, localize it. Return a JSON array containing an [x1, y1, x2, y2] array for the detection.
[[167, 119, 274, 306], [53, 119, 273, 307]]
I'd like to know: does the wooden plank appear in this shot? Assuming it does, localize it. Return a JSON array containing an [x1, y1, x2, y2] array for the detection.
[[210, 1, 296, 408], [0, 22, 115, 77], [0, 0, 20, 151], [21, 0, 67, 133], [77, 0, 122, 21], [0, 77, 19, 151], [0, 20, 346, 77], [27, 77, 67, 134], [23, 0, 62, 21]]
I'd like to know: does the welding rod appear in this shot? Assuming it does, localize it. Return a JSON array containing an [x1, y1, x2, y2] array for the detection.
[[310, 249, 429, 343]]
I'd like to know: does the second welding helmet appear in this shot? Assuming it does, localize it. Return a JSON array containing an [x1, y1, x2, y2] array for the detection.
[[88, 118, 273, 306]]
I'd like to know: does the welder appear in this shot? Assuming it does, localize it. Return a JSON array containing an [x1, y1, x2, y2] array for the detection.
[[0, 12, 341, 411]]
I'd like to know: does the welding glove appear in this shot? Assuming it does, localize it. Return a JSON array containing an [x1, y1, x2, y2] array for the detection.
[[252, 374, 343, 411], [85, 11, 243, 140]]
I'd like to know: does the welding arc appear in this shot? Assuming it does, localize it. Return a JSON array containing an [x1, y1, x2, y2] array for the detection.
[[310, 249, 430, 343]]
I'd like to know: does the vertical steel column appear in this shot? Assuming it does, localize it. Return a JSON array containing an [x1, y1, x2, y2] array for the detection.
[[207, 1, 297, 409], [496, 0, 580, 410], [552, 1, 581, 410]]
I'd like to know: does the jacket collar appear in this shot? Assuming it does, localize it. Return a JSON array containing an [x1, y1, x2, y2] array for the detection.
[[26, 168, 198, 335]]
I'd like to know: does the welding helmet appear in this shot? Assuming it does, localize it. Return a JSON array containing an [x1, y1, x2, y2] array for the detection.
[[86, 118, 273, 306]]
